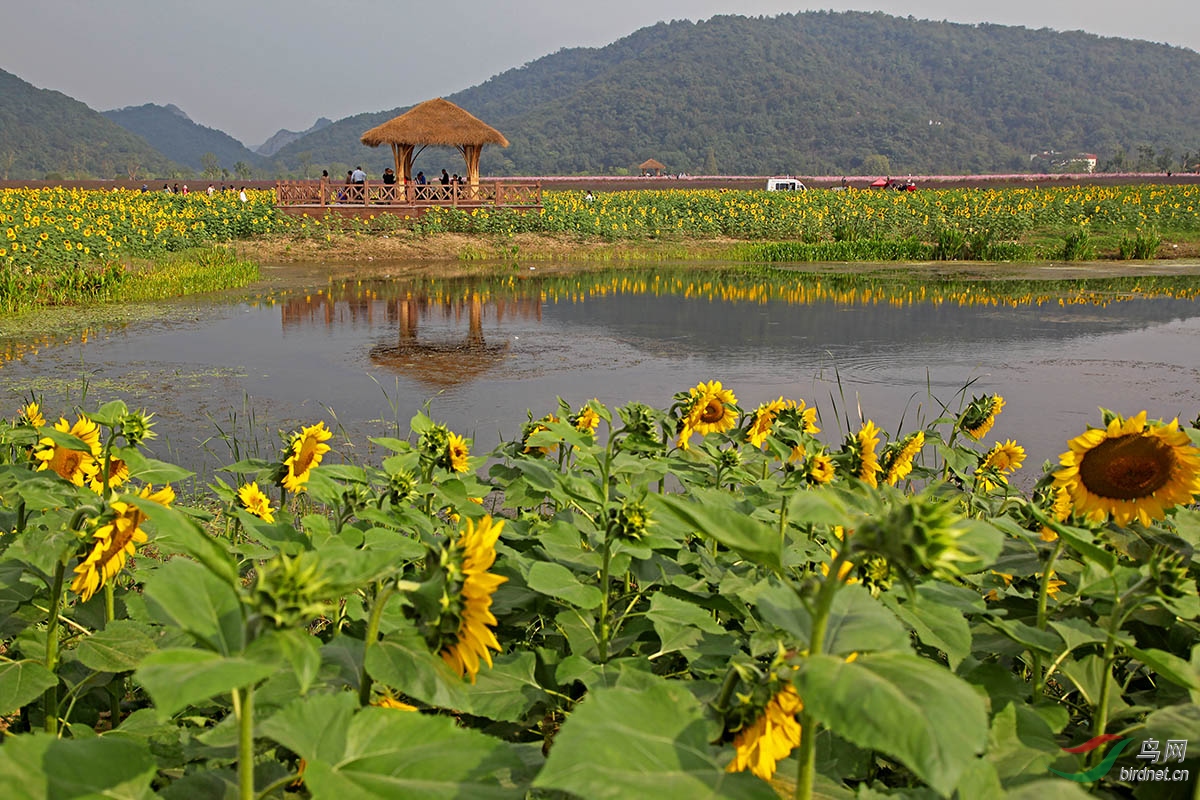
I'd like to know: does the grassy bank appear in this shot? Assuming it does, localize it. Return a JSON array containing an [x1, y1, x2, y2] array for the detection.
[[0, 246, 258, 317]]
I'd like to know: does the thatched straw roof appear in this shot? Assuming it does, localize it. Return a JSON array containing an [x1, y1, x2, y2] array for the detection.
[[361, 98, 509, 148], [639, 158, 666, 171]]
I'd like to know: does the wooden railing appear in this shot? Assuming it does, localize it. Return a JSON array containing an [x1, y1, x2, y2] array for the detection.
[[275, 179, 542, 208]]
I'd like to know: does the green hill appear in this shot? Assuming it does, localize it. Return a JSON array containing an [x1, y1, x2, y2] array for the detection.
[[273, 10, 1200, 176], [0, 68, 177, 180], [102, 103, 267, 174]]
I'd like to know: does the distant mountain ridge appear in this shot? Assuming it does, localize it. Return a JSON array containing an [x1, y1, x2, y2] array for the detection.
[[102, 103, 267, 173], [0, 68, 177, 179], [5, 11, 1200, 179], [253, 118, 333, 156], [272, 11, 1200, 177]]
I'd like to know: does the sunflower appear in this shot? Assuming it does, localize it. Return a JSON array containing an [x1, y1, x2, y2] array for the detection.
[[1040, 486, 1073, 541], [684, 380, 738, 436], [747, 398, 789, 448], [960, 395, 1005, 440], [571, 404, 600, 435], [850, 421, 882, 487], [805, 451, 836, 484], [71, 485, 175, 602], [440, 515, 507, 681], [1052, 411, 1200, 526], [975, 439, 1025, 491], [882, 431, 925, 486], [522, 415, 559, 457], [34, 416, 101, 486], [726, 683, 803, 780], [374, 695, 418, 711], [88, 456, 129, 494], [281, 422, 332, 492], [675, 420, 695, 452], [237, 481, 276, 522], [18, 401, 45, 428], [446, 432, 471, 472], [745, 397, 819, 449]]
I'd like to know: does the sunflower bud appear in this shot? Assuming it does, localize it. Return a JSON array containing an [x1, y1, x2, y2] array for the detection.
[[717, 448, 742, 471], [1148, 547, 1191, 599], [419, 423, 448, 456], [119, 410, 156, 446], [606, 497, 651, 542], [387, 468, 417, 504], [616, 402, 661, 451], [252, 552, 333, 629], [852, 490, 972, 581]]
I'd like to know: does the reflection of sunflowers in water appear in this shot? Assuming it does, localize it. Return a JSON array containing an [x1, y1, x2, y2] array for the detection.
[[441, 515, 507, 681], [35, 416, 101, 486], [281, 422, 332, 492], [726, 683, 803, 781], [71, 485, 175, 602], [685, 380, 738, 436], [1052, 411, 1200, 526], [959, 395, 1005, 440]]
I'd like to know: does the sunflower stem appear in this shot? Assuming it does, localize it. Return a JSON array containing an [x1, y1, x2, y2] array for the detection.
[[359, 581, 396, 706], [103, 581, 123, 726], [794, 550, 846, 800], [1032, 539, 1065, 697], [597, 534, 613, 663], [234, 685, 256, 800], [778, 495, 789, 545], [43, 560, 66, 734]]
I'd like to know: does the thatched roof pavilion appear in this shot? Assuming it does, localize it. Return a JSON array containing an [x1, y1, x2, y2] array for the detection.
[[639, 158, 666, 175], [361, 98, 509, 187]]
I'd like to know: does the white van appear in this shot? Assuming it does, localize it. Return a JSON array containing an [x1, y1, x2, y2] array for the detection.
[[766, 177, 806, 191]]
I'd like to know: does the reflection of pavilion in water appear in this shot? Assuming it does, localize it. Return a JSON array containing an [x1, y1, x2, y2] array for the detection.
[[279, 290, 543, 387]]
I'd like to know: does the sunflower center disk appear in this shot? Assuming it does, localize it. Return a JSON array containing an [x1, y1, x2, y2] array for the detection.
[[1079, 434, 1175, 500], [700, 401, 725, 424]]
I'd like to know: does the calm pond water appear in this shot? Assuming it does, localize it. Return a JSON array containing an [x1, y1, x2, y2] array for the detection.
[[3, 263, 1200, 482]]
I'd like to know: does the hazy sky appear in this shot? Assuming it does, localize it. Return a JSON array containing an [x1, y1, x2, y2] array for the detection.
[[2, 1, 1196, 147]]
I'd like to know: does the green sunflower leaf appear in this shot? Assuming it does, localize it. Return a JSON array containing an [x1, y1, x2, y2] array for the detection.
[[141, 558, 245, 654], [792, 651, 988, 796], [73, 620, 159, 673], [525, 560, 603, 609], [267, 695, 534, 798], [533, 676, 777, 799], [0, 660, 58, 716], [135, 648, 277, 719], [648, 491, 782, 571]]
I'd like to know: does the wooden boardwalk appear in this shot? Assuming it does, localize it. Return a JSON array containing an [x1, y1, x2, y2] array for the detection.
[[274, 179, 541, 218]]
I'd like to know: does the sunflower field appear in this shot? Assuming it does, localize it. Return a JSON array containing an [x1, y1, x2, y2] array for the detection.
[[0, 187, 280, 312], [407, 185, 1200, 254], [2, 384, 1199, 799]]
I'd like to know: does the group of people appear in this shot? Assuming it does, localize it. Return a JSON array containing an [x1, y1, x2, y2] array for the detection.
[[146, 183, 248, 201], [320, 165, 469, 203]]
